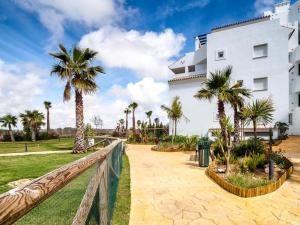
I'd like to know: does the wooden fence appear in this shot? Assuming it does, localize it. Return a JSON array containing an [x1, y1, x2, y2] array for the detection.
[[207, 163, 293, 198], [0, 137, 123, 225]]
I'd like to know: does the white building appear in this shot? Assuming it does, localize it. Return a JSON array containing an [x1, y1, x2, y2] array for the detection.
[[168, 0, 300, 138]]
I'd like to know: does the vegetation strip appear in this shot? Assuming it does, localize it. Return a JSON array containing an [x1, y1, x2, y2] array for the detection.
[[207, 163, 293, 198], [111, 154, 131, 225]]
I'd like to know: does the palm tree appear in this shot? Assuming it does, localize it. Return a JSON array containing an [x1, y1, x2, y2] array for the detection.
[[0, 114, 17, 142], [44, 101, 52, 132], [50, 44, 104, 153], [161, 96, 188, 138], [154, 118, 159, 127], [20, 110, 45, 142], [137, 120, 142, 129], [145, 111, 153, 125], [227, 82, 251, 143], [129, 102, 138, 134], [124, 108, 131, 132], [242, 98, 275, 138], [194, 66, 233, 151]]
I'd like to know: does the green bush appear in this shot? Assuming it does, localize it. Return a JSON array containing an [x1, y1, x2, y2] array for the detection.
[[242, 153, 266, 172], [233, 138, 265, 157], [270, 153, 293, 169]]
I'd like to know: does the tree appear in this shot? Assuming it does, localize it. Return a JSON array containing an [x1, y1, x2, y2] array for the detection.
[[91, 116, 103, 129], [161, 96, 188, 139], [44, 101, 52, 132], [0, 114, 17, 142], [119, 118, 125, 133], [50, 44, 104, 153], [129, 102, 138, 134], [242, 98, 275, 138], [154, 117, 160, 127], [227, 82, 251, 143], [124, 108, 131, 132], [194, 66, 233, 152], [20, 110, 45, 142], [137, 120, 142, 129], [145, 111, 153, 125]]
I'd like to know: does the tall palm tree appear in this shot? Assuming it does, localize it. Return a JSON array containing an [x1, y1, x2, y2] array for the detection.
[[242, 98, 275, 138], [0, 114, 17, 142], [44, 101, 52, 132], [50, 44, 104, 153], [129, 102, 138, 134], [124, 108, 131, 133], [145, 111, 153, 125], [227, 82, 251, 143], [20, 110, 45, 142], [161, 96, 188, 138], [194, 66, 233, 151]]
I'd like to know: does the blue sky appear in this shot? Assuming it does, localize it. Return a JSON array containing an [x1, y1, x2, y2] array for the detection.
[[0, 0, 282, 128]]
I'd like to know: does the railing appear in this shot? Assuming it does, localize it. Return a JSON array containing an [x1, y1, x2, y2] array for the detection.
[[0, 137, 123, 225]]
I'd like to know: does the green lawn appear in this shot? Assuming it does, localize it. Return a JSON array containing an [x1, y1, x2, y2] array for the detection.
[[0, 153, 88, 193], [111, 154, 131, 225], [0, 138, 74, 154]]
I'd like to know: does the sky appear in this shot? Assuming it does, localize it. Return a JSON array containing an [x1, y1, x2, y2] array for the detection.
[[0, 0, 283, 129]]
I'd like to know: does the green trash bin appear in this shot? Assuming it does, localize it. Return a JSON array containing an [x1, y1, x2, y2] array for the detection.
[[197, 140, 211, 167]]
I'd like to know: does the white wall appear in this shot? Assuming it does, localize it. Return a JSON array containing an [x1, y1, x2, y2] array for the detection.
[[207, 19, 290, 128]]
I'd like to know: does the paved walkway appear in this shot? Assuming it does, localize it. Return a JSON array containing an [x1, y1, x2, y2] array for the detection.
[[0, 150, 72, 157], [127, 144, 300, 225]]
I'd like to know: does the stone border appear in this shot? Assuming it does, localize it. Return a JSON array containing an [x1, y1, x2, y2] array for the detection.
[[206, 162, 293, 198]]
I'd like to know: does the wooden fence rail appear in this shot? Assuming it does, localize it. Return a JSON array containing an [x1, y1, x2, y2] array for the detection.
[[0, 138, 123, 225]]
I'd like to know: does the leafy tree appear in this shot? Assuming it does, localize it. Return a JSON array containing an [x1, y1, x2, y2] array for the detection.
[[20, 110, 45, 142], [242, 98, 275, 138], [0, 114, 17, 142], [194, 66, 233, 151], [137, 120, 142, 129], [129, 102, 138, 134], [154, 117, 160, 127], [124, 108, 131, 132], [161, 96, 189, 140], [44, 101, 52, 132], [50, 44, 104, 153], [91, 116, 103, 130], [145, 111, 153, 125], [275, 121, 289, 140]]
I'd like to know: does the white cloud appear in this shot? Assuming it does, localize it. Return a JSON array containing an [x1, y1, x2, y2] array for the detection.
[[15, 0, 136, 43], [254, 0, 275, 16], [79, 26, 186, 80], [0, 59, 46, 126]]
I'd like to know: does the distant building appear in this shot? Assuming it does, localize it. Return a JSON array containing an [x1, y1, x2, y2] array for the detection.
[[168, 1, 300, 138]]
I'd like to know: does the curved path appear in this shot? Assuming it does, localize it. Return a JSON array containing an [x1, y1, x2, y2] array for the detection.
[[126, 144, 300, 225]]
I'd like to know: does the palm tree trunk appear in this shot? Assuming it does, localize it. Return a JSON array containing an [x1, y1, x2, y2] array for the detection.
[[174, 119, 177, 136], [253, 119, 257, 139], [47, 109, 50, 132], [31, 127, 36, 142], [73, 90, 85, 153], [125, 114, 128, 132], [233, 105, 240, 143], [132, 110, 136, 135], [8, 124, 15, 142], [217, 99, 228, 150]]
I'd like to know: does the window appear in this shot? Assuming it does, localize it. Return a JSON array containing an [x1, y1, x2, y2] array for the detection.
[[173, 67, 185, 74], [253, 44, 268, 58], [215, 50, 225, 60], [188, 65, 196, 72], [254, 77, 268, 91], [298, 94, 300, 107], [289, 113, 293, 125], [298, 64, 300, 75]]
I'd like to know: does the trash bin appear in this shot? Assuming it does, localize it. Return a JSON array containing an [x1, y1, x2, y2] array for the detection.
[[197, 140, 211, 167]]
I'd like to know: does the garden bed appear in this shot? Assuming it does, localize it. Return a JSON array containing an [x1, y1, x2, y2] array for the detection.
[[207, 157, 293, 198], [151, 144, 194, 152]]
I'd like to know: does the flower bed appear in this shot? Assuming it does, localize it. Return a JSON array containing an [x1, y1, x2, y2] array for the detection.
[[151, 144, 193, 152]]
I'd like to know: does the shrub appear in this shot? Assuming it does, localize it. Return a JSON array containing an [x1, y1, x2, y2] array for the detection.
[[37, 131, 60, 140], [270, 153, 293, 169], [275, 122, 289, 140], [227, 173, 270, 188], [241, 153, 266, 172], [127, 134, 142, 143], [233, 138, 265, 157]]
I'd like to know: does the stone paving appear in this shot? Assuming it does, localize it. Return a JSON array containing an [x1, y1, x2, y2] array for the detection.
[[126, 144, 300, 225]]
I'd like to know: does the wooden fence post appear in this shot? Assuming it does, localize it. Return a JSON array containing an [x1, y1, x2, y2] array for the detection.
[[99, 159, 108, 225]]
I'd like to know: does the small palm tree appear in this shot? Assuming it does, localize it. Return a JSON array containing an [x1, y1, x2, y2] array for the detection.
[[145, 111, 153, 125], [0, 114, 17, 142], [154, 118, 159, 127], [194, 66, 233, 151], [50, 44, 104, 153], [242, 98, 275, 138], [227, 82, 251, 143], [20, 110, 45, 142], [129, 102, 138, 134], [44, 101, 52, 132], [124, 108, 131, 133], [161, 96, 188, 139]]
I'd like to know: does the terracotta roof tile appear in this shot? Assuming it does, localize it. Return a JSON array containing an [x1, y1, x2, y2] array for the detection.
[[168, 74, 206, 83]]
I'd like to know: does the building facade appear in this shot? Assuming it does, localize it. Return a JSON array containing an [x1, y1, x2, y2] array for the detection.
[[168, 1, 300, 137]]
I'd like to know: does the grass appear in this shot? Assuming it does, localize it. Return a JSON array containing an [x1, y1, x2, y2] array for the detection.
[[0, 138, 74, 154], [0, 153, 88, 193], [227, 173, 270, 189], [111, 154, 131, 225]]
